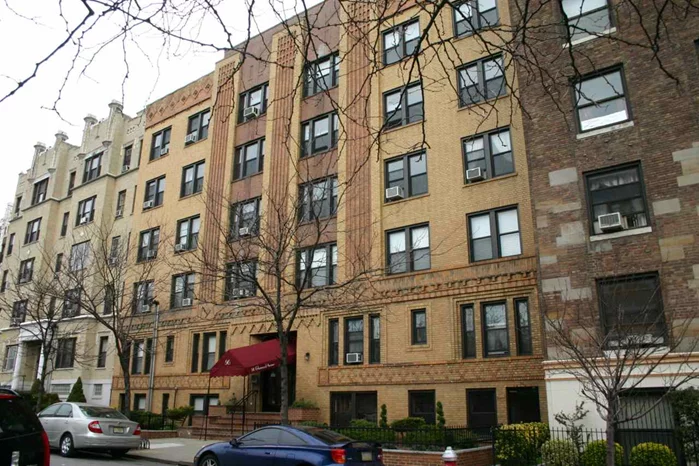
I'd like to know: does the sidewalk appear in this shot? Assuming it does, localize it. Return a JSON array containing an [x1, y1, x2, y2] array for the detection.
[[128, 438, 219, 466]]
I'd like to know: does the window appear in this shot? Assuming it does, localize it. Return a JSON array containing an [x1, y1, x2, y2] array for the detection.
[[181, 161, 205, 197], [462, 304, 476, 358], [189, 394, 219, 413], [115, 190, 126, 217], [238, 83, 269, 123], [76, 196, 96, 225], [411, 309, 427, 345], [134, 394, 147, 411], [225, 261, 257, 300], [585, 163, 648, 235], [383, 20, 420, 65], [63, 289, 81, 318], [93, 384, 103, 397], [133, 280, 155, 313], [384, 83, 424, 129], [467, 389, 497, 428], [104, 285, 114, 315], [463, 128, 513, 181], [122, 144, 133, 170], [138, 228, 160, 261], [575, 68, 630, 132], [176, 216, 200, 251], [11, 301, 26, 326], [97, 336, 108, 368], [458, 56, 505, 107], [3, 345, 17, 371], [32, 179, 49, 205], [61, 212, 69, 236], [329, 319, 339, 366], [483, 302, 508, 356], [297, 243, 338, 288], [56, 338, 77, 368], [68, 172, 76, 195], [186, 109, 211, 143], [6, 234, 14, 256], [70, 241, 90, 271], [191, 334, 200, 372], [468, 207, 521, 261], [345, 317, 364, 364], [1, 270, 8, 292], [233, 139, 265, 180], [369, 315, 381, 364], [330, 392, 377, 426], [171, 272, 195, 308], [385, 152, 427, 201], [515, 299, 532, 355], [83, 152, 102, 182], [202, 333, 217, 372], [409, 390, 435, 424], [131, 341, 145, 374], [230, 198, 261, 239], [386, 224, 430, 274], [18, 258, 34, 283], [150, 127, 172, 160], [144, 176, 166, 208], [562, 0, 612, 42], [25, 218, 41, 244], [453, 0, 498, 37], [304, 53, 340, 96], [598, 273, 666, 347], [301, 112, 339, 157], [299, 177, 338, 221], [165, 335, 175, 363], [110, 237, 121, 261], [14, 196, 21, 214], [507, 387, 541, 424]]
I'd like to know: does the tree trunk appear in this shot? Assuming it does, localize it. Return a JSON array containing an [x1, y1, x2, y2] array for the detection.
[[606, 417, 616, 466], [120, 352, 132, 416], [35, 346, 51, 411], [278, 320, 289, 425]]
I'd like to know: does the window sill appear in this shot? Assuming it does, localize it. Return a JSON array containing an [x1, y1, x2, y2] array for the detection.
[[298, 214, 337, 226], [300, 146, 338, 160], [236, 114, 267, 127], [384, 193, 429, 206], [590, 226, 652, 242], [576, 120, 634, 139], [563, 28, 617, 48], [382, 119, 425, 135], [179, 191, 202, 201], [452, 24, 500, 43], [457, 94, 508, 113], [142, 204, 164, 213], [23, 240, 39, 247], [148, 153, 169, 164], [470, 253, 523, 267], [406, 343, 432, 352], [462, 172, 517, 188], [382, 52, 421, 70], [136, 257, 158, 264], [303, 85, 339, 100], [74, 221, 94, 229], [232, 171, 264, 183], [184, 136, 208, 148], [385, 267, 432, 278], [174, 247, 197, 255]]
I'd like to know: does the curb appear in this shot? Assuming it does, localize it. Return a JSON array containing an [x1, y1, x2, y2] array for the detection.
[[125, 454, 193, 466]]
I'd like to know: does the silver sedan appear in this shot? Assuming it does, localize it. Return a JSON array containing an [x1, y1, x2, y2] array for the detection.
[[38, 402, 142, 457]]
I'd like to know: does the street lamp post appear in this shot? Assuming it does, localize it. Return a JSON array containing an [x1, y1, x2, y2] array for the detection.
[[147, 299, 160, 412]]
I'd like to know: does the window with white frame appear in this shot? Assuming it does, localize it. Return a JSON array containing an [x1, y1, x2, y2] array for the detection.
[[562, 0, 612, 42], [574, 68, 630, 132], [3, 345, 17, 371]]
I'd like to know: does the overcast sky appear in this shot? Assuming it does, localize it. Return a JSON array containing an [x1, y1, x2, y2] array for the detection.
[[0, 0, 320, 210]]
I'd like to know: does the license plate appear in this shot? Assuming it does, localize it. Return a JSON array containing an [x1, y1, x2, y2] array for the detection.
[[361, 451, 372, 461], [112, 426, 125, 434]]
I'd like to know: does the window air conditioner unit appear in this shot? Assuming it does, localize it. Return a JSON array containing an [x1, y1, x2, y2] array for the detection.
[[243, 106, 259, 119], [139, 305, 150, 313], [175, 243, 187, 252], [160, 146, 169, 156], [115, 208, 123, 217], [121, 165, 130, 173], [146, 250, 156, 259], [385, 186, 405, 201], [466, 167, 485, 182], [185, 132, 198, 144], [80, 215, 90, 225], [237, 288, 251, 298], [346, 353, 363, 364], [181, 298, 192, 307], [598, 212, 627, 232], [143, 200, 154, 209], [238, 227, 251, 237]]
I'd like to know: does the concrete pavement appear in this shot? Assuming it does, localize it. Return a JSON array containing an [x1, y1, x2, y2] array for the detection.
[[127, 438, 219, 466], [51, 451, 173, 466]]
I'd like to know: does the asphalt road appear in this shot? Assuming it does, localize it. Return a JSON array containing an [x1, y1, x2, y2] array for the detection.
[[51, 452, 171, 466]]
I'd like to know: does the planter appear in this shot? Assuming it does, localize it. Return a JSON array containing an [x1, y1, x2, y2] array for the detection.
[[289, 407, 320, 422]]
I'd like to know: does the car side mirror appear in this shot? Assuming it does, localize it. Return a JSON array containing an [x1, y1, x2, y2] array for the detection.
[[229, 438, 240, 448]]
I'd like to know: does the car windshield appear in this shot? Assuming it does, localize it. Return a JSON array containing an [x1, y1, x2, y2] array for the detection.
[[0, 396, 42, 439], [296, 427, 353, 445], [79, 406, 128, 419]]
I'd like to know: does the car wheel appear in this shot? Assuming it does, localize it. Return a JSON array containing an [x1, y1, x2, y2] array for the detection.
[[60, 433, 75, 457], [111, 449, 130, 458], [200, 454, 220, 466]]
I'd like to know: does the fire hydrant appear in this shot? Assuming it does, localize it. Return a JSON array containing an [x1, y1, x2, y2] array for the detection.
[[442, 446, 457, 466]]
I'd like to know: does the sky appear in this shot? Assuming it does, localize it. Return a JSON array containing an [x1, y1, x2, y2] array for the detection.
[[0, 0, 321, 210]]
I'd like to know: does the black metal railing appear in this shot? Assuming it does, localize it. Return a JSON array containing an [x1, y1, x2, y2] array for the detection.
[[128, 411, 176, 431]]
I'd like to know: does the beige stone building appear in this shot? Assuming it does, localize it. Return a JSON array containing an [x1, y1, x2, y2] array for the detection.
[[111, 0, 546, 431], [0, 101, 143, 405]]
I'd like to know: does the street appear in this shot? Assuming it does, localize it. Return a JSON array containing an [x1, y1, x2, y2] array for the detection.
[[50, 452, 172, 466]]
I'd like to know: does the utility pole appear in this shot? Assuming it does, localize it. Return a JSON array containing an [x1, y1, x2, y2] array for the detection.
[[147, 299, 160, 412]]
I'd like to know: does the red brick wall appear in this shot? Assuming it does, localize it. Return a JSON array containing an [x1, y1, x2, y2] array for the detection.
[[141, 430, 178, 439], [382, 447, 493, 466]]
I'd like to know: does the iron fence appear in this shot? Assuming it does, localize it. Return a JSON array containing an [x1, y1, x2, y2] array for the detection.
[[493, 426, 699, 466], [128, 411, 176, 431]]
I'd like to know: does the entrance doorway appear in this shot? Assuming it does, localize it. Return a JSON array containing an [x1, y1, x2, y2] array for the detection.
[[260, 365, 296, 412]]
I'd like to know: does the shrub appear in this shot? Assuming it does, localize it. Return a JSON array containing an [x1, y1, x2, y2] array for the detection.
[[541, 439, 579, 466], [298, 420, 327, 427], [67, 377, 86, 402], [390, 417, 426, 431], [436, 401, 446, 428], [290, 398, 318, 409], [379, 404, 388, 428], [581, 440, 623, 466], [629, 442, 677, 466], [165, 406, 195, 426], [402, 425, 478, 451], [341, 419, 396, 444], [496, 423, 550, 466], [25, 379, 60, 411]]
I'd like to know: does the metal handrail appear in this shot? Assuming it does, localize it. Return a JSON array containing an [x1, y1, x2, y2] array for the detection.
[[229, 389, 258, 436]]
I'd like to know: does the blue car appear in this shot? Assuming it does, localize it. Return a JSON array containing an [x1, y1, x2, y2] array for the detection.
[[193, 425, 383, 466]]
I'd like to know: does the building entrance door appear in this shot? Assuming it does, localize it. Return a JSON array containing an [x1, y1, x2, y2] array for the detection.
[[260, 365, 295, 412]]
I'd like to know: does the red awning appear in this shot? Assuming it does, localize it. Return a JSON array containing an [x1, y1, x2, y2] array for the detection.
[[209, 339, 296, 378]]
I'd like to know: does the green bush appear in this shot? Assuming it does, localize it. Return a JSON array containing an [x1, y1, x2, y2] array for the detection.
[[541, 439, 579, 466], [436, 401, 446, 428], [25, 379, 60, 412], [669, 388, 699, 460], [340, 419, 396, 444], [379, 404, 388, 428], [390, 417, 427, 431], [298, 420, 328, 427], [496, 423, 550, 466], [581, 440, 623, 466], [402, 425, 478, 451], [165, 406, 195, 426], [67, 377, 86, 402], [629, 442, 677, 466], [290, 398, 318, 409]]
